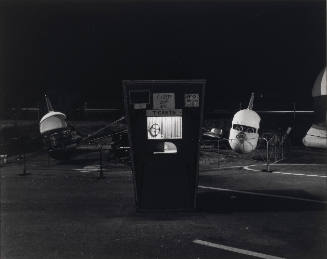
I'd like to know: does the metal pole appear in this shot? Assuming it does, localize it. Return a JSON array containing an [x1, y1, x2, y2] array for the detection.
[[217, 139, 220, 168], [23, 150, 26, 175], [274, 140, 277, 162], [266, 139, 270, 172], [98, 146, 105, 179], [281, 138, 284, 160], [37, 103, 40, 121], [293, 102, 296, 122], [19, 138, 30, 176]]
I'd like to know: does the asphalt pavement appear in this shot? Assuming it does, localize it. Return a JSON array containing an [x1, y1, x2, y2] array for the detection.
[[1, 149, 326, 259]]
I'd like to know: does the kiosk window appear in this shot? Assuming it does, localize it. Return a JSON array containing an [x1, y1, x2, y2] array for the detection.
[[153, 142, 177, 154], [130, 90, 150, 104], [147, 116, 182, 139]]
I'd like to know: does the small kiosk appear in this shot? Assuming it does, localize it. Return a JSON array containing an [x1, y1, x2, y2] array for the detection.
[[123, 80, 206, 211]]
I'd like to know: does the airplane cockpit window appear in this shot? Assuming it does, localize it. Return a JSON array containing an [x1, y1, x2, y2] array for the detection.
[[233, 124, 243, 131], [233, 124, 256, 133]]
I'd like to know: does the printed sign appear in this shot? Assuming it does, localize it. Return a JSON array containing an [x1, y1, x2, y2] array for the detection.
[[147, 116, 182, 139], [146, 109, 182, 117], [185, 93, 199, 107], [153, 93, 175, 110]]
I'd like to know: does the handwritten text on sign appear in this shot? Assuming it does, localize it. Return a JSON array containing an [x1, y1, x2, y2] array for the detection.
[[153, 93, 175, 110], [185, 94, 199, 107]]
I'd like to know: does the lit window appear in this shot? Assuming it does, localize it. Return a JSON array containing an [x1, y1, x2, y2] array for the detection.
[[147, 116, 182, 139]]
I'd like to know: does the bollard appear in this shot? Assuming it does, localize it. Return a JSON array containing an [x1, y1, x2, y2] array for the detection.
[[19, 151, 30, 176]]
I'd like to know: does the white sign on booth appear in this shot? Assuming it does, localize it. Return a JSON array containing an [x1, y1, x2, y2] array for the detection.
[[153, 93, 175, 110], [184, 93, 199, 107]]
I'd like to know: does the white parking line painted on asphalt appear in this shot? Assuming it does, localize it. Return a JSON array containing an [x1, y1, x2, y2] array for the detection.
[[272, 163, 326, 166], [243, 164, 327, 178], [193, 239, 286, 259], [243, 165, 261, 172], [72, 166, 131, 175], [202, 165, 246, 171], [73, 165, 102, 173], [198, 185, 327, 204]]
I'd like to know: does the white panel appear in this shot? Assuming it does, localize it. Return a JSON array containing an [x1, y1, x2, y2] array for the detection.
[[147, 116, 182, 139]]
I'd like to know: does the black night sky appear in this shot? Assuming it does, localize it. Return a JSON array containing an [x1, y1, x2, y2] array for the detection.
[[0, 0, 325, 115]]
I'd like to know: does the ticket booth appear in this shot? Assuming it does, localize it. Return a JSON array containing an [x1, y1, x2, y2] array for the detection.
[[123, 80, 206, 210]]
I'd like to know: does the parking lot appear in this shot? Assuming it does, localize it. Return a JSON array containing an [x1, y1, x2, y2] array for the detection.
[[1, 149, 326, 259]]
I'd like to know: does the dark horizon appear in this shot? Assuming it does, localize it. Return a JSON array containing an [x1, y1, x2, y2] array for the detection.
[[0, 0, 325, 116]]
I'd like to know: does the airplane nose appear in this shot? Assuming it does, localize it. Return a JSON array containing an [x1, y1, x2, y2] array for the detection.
[[236, 132, 246, 143]]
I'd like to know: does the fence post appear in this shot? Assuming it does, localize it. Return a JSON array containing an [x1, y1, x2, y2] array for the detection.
[[261, 137, 272, 172], [274, 140, 277, 162], [266, 138, 270, 172], [217, 138, 220, 168], [19, 138, 30, 176], [281, 137, 284, 160], [98, 145, 105, 179]]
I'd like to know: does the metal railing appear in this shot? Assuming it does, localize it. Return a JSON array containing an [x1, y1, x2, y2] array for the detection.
[[200, 133, 287, 171]]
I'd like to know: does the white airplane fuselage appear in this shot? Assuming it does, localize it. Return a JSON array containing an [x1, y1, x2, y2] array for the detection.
[[302, 67, 327, 149]]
